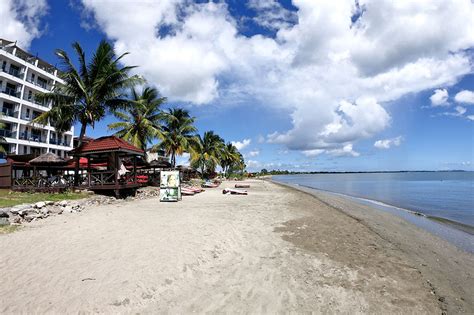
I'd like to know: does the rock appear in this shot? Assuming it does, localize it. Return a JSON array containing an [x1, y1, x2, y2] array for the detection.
[[0, 210, 9, 218], [64, 206, 74, 213], [24, 214, 43, 222], [0, 217, 9, 226], [59, 200, 69, 207], [39, 207, 50, 215], [10, 204, 31, 214], [9, 216, 21, 224], [34, 201, 46, 209], [45, 201, 55, 205]]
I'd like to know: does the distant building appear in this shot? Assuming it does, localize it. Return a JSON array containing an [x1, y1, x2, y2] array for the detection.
[[0, 38, 74, 158]]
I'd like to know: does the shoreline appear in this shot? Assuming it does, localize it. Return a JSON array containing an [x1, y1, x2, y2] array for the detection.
[[269, 179, 474, 313], [271, 179, 474, 247], [1, 179, 472, 313]]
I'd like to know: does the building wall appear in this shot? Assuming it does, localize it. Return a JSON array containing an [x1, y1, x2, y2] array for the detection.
[[0, 39, 74, 158]]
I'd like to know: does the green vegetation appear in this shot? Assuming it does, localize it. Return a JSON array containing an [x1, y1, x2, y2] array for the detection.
[[0, 190, 86, 208], [154, 108, 199, 168], [0, 225, 20, 234], [32, 40, 247, 180], [108, 87, 165, 152]]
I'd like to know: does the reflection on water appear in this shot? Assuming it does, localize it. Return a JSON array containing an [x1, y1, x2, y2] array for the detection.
[[273, 172, 474, 227]]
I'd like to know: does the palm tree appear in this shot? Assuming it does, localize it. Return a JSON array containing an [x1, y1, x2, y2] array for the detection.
[[0, 118, 7, 155], [34, 40, 142, 146], [33, 40, 142, 185], [108, 87, 165, 152], [220, 142, 241, 178], [190, 131, 225, 178], [153, 108, 198, 168]]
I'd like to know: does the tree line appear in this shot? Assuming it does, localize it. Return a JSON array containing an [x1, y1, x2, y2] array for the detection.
[[33, 40, 245, 178]]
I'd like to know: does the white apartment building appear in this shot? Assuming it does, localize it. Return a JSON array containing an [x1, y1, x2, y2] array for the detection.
[[0, 38, 74, 158]]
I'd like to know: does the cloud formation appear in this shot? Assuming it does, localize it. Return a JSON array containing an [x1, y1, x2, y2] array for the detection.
[[454, 90, 474, 105], [79, 0, 474, 156], [0, 0, 48, 48], [374, 136, 403, 149], [430, 89, 449, 107], [231, 139, 251, 150]]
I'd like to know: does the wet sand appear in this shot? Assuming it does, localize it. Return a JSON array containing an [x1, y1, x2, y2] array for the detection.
[[0, 180, 472, 313]]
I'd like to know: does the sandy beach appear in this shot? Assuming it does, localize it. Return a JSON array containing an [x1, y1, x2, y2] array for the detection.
[[0, 179, 473, 313]]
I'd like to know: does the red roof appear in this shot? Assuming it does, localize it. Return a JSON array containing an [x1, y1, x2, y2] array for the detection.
[[70, 136, 144, 155]]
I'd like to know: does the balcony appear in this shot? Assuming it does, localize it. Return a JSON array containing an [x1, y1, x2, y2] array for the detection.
[[19, 132, 46, 143], [8, 68, 24, 79], [23, 95, 48, 107], [20, 114, 32, 121], [49, 138, 70, 146], [1, 108, 18, 118], [0, 129, 15, 138], [2, 86, 20, 98]]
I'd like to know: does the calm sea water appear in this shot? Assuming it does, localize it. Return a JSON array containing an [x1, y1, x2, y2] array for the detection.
[[273, 172, 474, 227]]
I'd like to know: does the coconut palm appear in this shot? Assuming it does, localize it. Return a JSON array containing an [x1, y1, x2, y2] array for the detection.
[[190, 131, 225, 178], [220, 142, 241, 178], [33, 40, 142, 146], [153, 108, 198, 168], [0, 118, 6, 155], [108, 87, 165, 152], [33, 40, 142, 185]]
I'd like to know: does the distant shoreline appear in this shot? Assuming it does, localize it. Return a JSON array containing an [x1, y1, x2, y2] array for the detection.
[[262, 170, 470, 175]]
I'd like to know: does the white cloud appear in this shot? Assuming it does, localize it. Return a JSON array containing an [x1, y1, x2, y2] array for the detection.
[[247, 150, 260, 157], [430, 89, 449, 107], [231, 139, 251, 150], [454, 90, 474, 104], [248, 0, 297, 31], [175, 152, 190, 166], [467, 115, 474, 121], [0, 0, 48, 48], [374, 136, 403, 149], [80, 0, 474, 156]]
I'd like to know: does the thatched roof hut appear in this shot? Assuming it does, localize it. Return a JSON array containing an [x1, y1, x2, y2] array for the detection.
[[29, 152, 68, 166]]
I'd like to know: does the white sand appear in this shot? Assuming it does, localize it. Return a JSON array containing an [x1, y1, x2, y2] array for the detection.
[[0, 180, 444, 313]]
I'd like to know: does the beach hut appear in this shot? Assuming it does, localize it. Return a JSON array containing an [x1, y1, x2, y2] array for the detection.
[[69, 136, 144, 197]]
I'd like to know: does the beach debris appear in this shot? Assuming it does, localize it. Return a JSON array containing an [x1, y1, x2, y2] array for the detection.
[[235, 184, 250, 188]]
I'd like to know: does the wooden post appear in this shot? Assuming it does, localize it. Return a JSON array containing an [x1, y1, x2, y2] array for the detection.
[[114, 152, 119, 186], [133, 155, 137, 184], [87, 157, 91, 187]]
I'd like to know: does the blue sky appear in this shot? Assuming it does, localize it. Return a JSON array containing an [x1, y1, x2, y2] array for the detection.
[[2, 0, 473, 171]]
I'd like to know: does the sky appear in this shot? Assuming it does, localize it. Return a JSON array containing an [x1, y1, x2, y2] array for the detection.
[[1, 0, 473, 172]]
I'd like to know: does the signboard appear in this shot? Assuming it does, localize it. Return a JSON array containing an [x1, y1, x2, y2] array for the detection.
[[160, 171, 181, 202]]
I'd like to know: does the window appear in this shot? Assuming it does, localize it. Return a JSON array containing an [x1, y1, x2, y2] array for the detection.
[[1, 61, 6, 71], [23, 146, 27, 154]]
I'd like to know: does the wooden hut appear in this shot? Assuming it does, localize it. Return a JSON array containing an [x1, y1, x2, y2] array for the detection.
[[69, 136, 144, 197]]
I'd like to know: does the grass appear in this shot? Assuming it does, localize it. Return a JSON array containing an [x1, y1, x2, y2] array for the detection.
[[0, 189, 88, 208], [0, 225, 20, 234]]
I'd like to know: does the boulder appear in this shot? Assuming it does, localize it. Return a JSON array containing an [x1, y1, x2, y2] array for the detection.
[[0, 210, 9, 218], [24, 213, 43, 222], [0, 217, 9, 226], [34, 201, 46, 209], [64, 206, 74, 213], [10, 204, 32, 214], [45, 201, 55, 206], [59, 200, 69, 207], [39, 207, 51, 215]]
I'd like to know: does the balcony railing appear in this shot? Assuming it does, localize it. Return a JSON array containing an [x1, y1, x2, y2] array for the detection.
[[49, 138, 70, 146], [19, 132, 46, 143], [8, 68, 24, 79], [0, 129, 15, 138], [20, 114, 32, 121], [2, 87, 20, 98], [1, 108, 18, 118]]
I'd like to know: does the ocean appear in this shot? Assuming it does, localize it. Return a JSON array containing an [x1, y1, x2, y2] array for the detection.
[[272, 172, 474, 228]]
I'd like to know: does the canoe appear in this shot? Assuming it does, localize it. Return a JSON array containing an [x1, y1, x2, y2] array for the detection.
[[235, 184, 250, 188]]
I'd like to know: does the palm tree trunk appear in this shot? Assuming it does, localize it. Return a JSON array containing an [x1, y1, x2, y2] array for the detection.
[[74, 122, 87, 186]]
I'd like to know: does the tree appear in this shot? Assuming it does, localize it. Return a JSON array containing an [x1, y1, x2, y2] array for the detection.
[[0, 117, 6, 155], [33, 40, 141, 185], [220, 142, 242, 178], [153, 108, 198, 168], [108, 87, 165, 152], [190, 131, 225, 178]]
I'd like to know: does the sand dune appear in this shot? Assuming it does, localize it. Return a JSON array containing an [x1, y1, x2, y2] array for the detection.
[[1, 180, 465, 313]]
